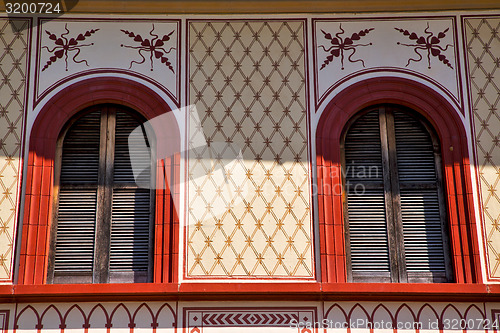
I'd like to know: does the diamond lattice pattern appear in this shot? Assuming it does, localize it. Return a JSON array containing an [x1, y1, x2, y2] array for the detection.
[[0, 19, 29, 280], [465, 17, 500, 278], [187, 21, 312, 277]]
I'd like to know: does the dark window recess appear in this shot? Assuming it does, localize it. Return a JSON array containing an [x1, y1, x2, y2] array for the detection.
[[47, 105, 154, 284], [342, 105, 453, 283]]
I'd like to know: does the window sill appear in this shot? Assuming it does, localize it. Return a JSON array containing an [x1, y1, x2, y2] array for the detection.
[[1, 283, 499, 302]]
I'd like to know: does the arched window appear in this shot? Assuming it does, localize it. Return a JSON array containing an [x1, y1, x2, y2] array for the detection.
[[18, 77, 179, 286], [46, 104, 154, 284], [316, 77, 481, 284], [342, 105, 452, 283]]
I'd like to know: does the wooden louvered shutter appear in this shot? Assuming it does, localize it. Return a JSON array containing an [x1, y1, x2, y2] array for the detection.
[[344, 110, 391, 282], [393, 111, 452, 282], [109, 111, 153, 283], [343, 105, 452, 283], [50, 111, 101, 283], [48, 105, 154, 284]]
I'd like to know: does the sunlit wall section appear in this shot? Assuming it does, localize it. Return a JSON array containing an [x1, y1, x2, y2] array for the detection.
[[0, 18, 30, 282], [187, 20, 313, 278]]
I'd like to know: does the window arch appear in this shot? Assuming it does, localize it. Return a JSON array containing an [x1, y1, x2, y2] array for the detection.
[[47, 104, 154, 284], [316, 77, 481, 284], [18, 77, 180, 285], [342, 104, 452, 283]]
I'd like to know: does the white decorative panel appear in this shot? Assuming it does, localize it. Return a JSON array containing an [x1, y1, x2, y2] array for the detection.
[[36, 19, 179, 104], [313, 18, 460, 108]]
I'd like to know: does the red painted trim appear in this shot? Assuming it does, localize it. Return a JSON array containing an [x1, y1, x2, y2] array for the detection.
[[19, 76, 180, 285], [35, 69, 180, 109], [315, 67, 462, 113], [315, 76, 481, 284], [1, 283, 500, 303]]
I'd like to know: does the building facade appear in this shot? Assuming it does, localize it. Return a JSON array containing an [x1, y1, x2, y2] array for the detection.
[[1, 0, 500, 332]]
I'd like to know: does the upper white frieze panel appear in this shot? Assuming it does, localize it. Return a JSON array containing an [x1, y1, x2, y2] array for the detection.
[[35, 18, 180, 105], [313, 17, 461, 109]]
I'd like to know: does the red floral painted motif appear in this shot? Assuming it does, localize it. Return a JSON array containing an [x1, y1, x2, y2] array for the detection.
[[319, 24, 374, 70], [120, 24, 175, 72], [42, 24, 99, 71], [395, 23, 454, 69]]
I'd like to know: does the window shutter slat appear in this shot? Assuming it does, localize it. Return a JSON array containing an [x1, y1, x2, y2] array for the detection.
[[344, 111, 384, 183], [110, 189, 151, 271], [348, 189, 390, 271], [109, 111, 152, 278], [60, 111, 101, 184], [54, 190, 97, 272], [113, 111, 151, 185], [394, 112, 437, 183], [394, 111, 447, 276], [54, 111, 101, 278], [345, 111, 390, 274], [51, 106, 154, 284], [400, 189, 446, 271]]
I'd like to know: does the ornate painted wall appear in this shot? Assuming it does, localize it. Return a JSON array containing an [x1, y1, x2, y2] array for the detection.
[[464, 15, 500, 280], [187, 20, 312, 278], [1, 13, 484, 282], [313, 17, 461, 109], [0, 7, 499, 333], [3, 301, 500, 332], [0, 18, 30, 282], [34, 18, 180, 106]]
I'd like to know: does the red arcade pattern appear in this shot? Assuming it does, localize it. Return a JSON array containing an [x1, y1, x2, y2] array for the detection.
[[323, 302, 490, 331], [0, 311, 8, 333], [8, 303, 498, 332], [13, 303, 176, 332]]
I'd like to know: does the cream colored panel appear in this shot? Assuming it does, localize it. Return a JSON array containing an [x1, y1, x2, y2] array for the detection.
[[465, 17, 500, 278], [187, 20, 312, 277], [0, 19, 29, 281]]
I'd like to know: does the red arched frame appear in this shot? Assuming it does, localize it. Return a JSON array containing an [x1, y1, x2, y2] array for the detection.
[[316, 77, 482, 284], [19, 77, 180, 285]]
